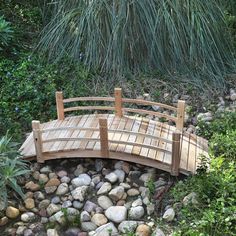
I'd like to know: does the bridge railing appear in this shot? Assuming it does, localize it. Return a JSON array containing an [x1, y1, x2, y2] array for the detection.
[[56, 88, 185, 130], [32, 117, 181, 176]]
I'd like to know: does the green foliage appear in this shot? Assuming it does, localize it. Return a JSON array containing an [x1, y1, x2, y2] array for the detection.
[[197, 112, 236, 140], [61, 208, 81, 228], [146, 178, 156, 196], [0, 16, 13, 50], [122, 229, 136, 236], [38, 0, 236, 88], [0, 133, 30, 210]]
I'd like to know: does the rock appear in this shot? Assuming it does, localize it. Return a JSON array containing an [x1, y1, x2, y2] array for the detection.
[[163, 208, 175, 222], [139, 173, 154, 183], [51, 196, 61, 204], [56, 183, 69, 195], [62, 200, 72, 208], [45, 178, 60, 187], [129, 171, 142, 180], [95, 222, 118, 236], [117, 200, 125, 206], [105, 172, 118, 183], [91, 214, 108, 226], [81, 222, 97, 232], [74, 165, 85, 176], [97, 182, 112, 195], [84, 201, 97, 213], [118, 221, 138, 233], [39, 199, 50, 209], [120, 183, 131, 189], [61, 176, 71, 183], [65, 228, 81, 236], [33, 171, 40, 180], [45, 186, 57, 194], [6, 206, 20, 219], [71, 186, 88, 201], [153, 227, 165, 236], [21, 212, 36, 223], [73, 201, 84, 209], [24, 198, 35, 209], [47, 229, 59, 236], [40, 166, 51, 174], [154, 178, 166, 188], [57, 170, 67, 178], [16, 226, 27, 235], [25, 181, 40, 191], [136, 224, 151, 236], [146, 204, 155, 215], [97, 196, 113, 210], [114, 169, 125, 182], [34, 191, 45, 201], [49, 211, 64, 224], [132, 198, 143, 207], [72, 174, 91, 187], [39, 174, 49, 184], [183, 192, 198, 206], [81, 211, 91, 222], [0, 216, 9, 226], [127, 188, 140, 196], [105, 206, 127, 223], [108, 186, 125, 201], [24, 229, 34, 236], [47, 203, 61, 216], [129, 206, 145, 220], [95, 159, 104, 172]]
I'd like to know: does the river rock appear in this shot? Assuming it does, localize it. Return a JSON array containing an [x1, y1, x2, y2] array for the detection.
[[97, 182, 112, 195], [136, 224, 151, 236], [114, 169, 125, 182], [80, 211, 91, 222], [0, 216, 9, 226], [39, 174, 49, 184], [47, 203, 61, 216], [81, 222, 97, 232], [105, 206, 127, 223], [45, 178, 60, 187], [97, 196, 113, 210], [6, 206, 20, 219], [39, 199, 50, 209], [162, 208, 175, 222], [91, 213, 108, 226], [71, 186, 88, 201], [118, 221, 138, 233], [47, 229, 59, 236], [129, 206, 145, 220], [84, 201, 97, 213], [25, 181, 40, 191], [127, 188, 140, 196], [105, 172, 118, 183], [72, 174, 91, 187], [21, 212, 36, 222], [24, 198, 35, 209], [108, 186, 125, 201], [95, 222, 118, 236]]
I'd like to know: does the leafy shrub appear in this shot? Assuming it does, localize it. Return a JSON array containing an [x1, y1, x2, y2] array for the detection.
[[0, 133, 30, 210], [0, 16, 13, 50], [197, 112, 236, 139]]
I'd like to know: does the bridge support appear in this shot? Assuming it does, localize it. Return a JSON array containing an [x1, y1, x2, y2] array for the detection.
[[99, 118, 109, 158], [114, 88, 123, 117], [176, 100, 185, 130], [171, 131, 181, 176], [32, 120, 44, 163]]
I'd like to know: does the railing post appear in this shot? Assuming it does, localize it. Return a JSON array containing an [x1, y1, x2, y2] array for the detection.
[[171, 131, 181, 176], [56, 91, 64, 120], [99, 118, 109, 157], [32, 120, 44, 163], [114, 88, 123, 117], [176, 100, 185, 130]]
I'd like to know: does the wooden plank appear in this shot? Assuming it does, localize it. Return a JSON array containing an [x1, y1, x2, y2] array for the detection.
[[132, 118, 149, 155], [155, 123, 168, 162], [140, 119, 156, 157], [176, 100, 185, 130], [115, 88, 123, 117], [99, 118, 109, 157], [179, 133, 190, 171], [171, 131, 181, 176], [32, 121, 43, 163], [116, 117, 135, 153], [163, 124, 172, 164]]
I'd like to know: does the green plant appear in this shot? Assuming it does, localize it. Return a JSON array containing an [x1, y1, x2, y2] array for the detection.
[[61, 208, 81, 228], [0, 133, 30, 210], [123, 229, 136, 236], [0, 15, 13, 50], [147, 178, 156, 196], [38, 0, 235, 88]]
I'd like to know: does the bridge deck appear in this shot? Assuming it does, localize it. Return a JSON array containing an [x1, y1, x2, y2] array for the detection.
[[20, 114, 208, 175]]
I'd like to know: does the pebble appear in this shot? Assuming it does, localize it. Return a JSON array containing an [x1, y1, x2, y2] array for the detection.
[[81, 211, 91, 222], [72, 174, 91, 187], [105, 172, 118, 183], [47, 229, 59, 236], [95, 222, 118, 236], [97, 196, 113, 210], [127, 188, 140, 196], [34, 191, 45, 200], [108, 186, 125, 201], [132, 198, 143, 207], [45, 178, 60, 187], [57, 170, 68, 178], [39, 174, 49, 183], [71, 186, 88, 201], [40, 166, 51, 174], [6, 206, 20, 219], [61, 176, 71, 183], [136, 224, 151, 236], [56, 183, 69, 195], [118, 221, 138, 233], [81, 222, 97, 231], [0, 216, 9, 226], [25, 181, 40, 191], [162, 208, 175, 222], [73, 200, 84, 209], [84, 201, 97, 213], [95, 159, 104, 172], [45, 186, 57, 194], [51, 196, 61, 204], [24, 229, 34, 236], [105, 206, 127, 223], [91, 213, 108, 226], [24, 198, 35, 209], [47, 203, 61, 216], [21, 212, 36, 223], [153, 227, 165, 236], [114, 169, 125, 182], [65, 228, 81, 236], [62, 200, 72, 208]]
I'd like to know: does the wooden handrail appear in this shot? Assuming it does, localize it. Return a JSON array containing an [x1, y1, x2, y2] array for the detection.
[[43, 137, 100, 143], [63, 97, 115, 103], [64, 106, 115, 112], [122, 98, 177, 111], [41, 127, 99, 133], [123, 108, 177, 122]]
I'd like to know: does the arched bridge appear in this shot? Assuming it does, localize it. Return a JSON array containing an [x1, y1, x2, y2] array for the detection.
[[20, 88, 208, 176]]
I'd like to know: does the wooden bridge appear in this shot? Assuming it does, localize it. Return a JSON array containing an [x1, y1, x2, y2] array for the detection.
[[20, 88, 208, 176]]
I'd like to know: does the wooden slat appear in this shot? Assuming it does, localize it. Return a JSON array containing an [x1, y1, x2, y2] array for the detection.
[[155, 123, 166, 162], [43, 137, 101, 143], [163, 123, 172, 164], [64, 106, 115, 112], [122, 98, 177, 111], [179, 133, 190, 170], [123, 108, 177, 122], [63, 97, 115, 103]]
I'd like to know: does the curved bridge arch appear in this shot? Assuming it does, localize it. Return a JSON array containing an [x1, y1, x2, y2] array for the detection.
[[20, 89, 208, 176]]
